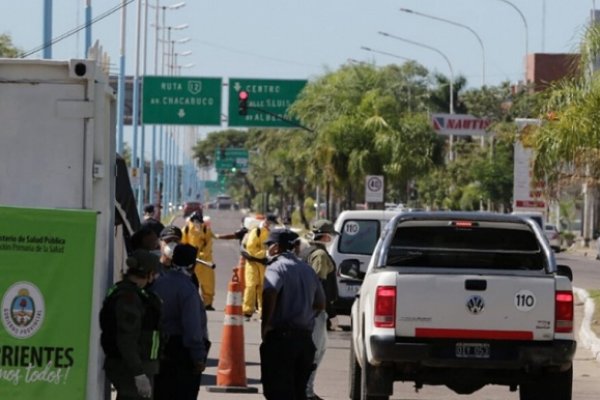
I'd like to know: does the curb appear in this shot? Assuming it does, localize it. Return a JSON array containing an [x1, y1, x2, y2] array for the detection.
[[574, 287, 600, 362]]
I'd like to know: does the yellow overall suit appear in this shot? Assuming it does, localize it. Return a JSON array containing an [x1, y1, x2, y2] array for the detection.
[[242, 225, 269, 316], [182, 221, 214, 307]]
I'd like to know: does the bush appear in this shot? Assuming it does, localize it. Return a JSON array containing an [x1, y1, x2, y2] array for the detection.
[[560, 230, 576, 246]]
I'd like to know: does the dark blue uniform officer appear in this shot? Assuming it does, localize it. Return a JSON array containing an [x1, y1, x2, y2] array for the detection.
[[260, 229, 326, 400], [152, 244, 210, 400]]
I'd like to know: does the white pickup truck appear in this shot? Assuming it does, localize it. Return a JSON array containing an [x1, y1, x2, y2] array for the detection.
[[345, 212, 576, 400]]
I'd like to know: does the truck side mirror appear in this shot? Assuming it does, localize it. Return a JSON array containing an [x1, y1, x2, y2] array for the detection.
[[339, 259, 364, 282], [556, 264, 573, 282]]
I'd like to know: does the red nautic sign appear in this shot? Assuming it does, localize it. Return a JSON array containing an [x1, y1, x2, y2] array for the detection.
[[431, 113, 492, 136]]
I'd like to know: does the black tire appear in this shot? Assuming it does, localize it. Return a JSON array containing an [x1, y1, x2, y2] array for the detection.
[[349, 340, 361, 400], [519, 367, 573, 400], [359, 346, 390, 400]]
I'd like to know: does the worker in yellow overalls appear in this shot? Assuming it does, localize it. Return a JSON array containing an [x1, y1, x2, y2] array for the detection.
[[242, 214, 278, 319], [181, 210, 215, 310]]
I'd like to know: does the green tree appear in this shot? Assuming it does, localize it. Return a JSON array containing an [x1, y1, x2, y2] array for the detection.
[[291, 62, 436, 209], [429, 73, 468, 114], [0, 34, 21, 58], [192, 129, 248, 167], [532, 25, 600, 196]]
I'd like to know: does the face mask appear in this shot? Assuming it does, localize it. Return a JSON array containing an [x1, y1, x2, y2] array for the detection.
[[163, 242, 177, 258], [150, 249, 161, 257]]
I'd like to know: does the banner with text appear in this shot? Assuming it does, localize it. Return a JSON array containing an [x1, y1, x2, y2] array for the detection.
[[431, 113, 492, 136], [0, 206, 97, 399]]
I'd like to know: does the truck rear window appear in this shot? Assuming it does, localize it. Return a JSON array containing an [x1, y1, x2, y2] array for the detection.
[[338, 219, 380, 255], [387, 223, 544, 270]]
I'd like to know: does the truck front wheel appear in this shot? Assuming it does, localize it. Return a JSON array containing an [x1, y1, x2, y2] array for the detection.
[[349, 340, 361, 400]]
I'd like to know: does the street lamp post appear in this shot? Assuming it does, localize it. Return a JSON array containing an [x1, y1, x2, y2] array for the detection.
[[117, 0, 127, 155], [360, 46, 414, 62], [170, 50, 192, 75], [167, 48, 191, 209], [361, 47, 421, 111], [399, 8, 486, 86], [149, 2, 186, 212], [177, 62, 195, 75], [347, 58, 370, 65], [495, 0, 529, 80], [378, 31, 456, 160], [132, 0, 144, 213], [378, 31, 454, 115], [157, 27, 188, 210]]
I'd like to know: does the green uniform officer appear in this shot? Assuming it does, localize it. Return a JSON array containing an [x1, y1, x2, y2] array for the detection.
[[100, 249, 162, 400]]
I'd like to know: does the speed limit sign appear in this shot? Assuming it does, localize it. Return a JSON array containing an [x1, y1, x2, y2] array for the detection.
[[365, 175, 384, 203]]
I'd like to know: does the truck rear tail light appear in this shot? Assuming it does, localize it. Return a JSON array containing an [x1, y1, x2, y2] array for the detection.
[[555, 291, 573, 333], [374, 286, 396, 328], [450, 220, 479, 228]]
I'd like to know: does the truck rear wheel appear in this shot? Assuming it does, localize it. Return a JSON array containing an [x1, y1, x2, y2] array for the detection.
[[519, 366, 572, 400], [359, 346, 390, 400]]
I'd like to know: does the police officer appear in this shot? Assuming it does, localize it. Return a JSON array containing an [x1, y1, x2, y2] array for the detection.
[[181, 210, 215, 310], [100, 249, 162, 400], [152, 244, 210, 400], [157, 225, 182, 274], [261, 229, 325, 400], [300, 219, 340, 400]]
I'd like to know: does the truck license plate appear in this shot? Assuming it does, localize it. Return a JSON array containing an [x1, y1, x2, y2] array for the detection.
[[455, 343, 490, 359], [346, 284, 361, 294]]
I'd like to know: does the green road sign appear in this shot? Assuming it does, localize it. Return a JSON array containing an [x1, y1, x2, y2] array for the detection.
[[142, 76, 222, 125], [228, 78, 307, 127], [215, 148, 249, 172]]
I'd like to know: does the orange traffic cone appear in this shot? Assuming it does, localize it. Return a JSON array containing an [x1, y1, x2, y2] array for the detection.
[[206, 272, 258, 394], [234, 256, 246, 292]]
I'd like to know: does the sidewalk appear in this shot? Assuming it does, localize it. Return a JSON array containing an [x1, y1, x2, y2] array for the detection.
[[564, 241, 598, 260]]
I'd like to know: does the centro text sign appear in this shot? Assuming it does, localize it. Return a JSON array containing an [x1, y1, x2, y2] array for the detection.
[[228, 78, 307, 127], [142, 76, 222, 125]]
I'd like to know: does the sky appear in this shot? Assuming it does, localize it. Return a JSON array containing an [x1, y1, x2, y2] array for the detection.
[[1, 0, 597, 154], [2, 1, 595, 87]]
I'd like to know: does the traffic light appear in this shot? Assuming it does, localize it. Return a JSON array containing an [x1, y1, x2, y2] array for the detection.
[[238, 90, 249, 116]]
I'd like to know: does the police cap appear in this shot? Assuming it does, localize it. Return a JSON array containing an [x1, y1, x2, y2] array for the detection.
[[311, 219, 338, 235], [265, 228, 298, 247], [126, 249, 160, 276], [160, 225, 182, 241]]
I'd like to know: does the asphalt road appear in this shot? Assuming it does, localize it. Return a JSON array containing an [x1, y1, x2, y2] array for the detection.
[[169, 210, 600, 400]]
